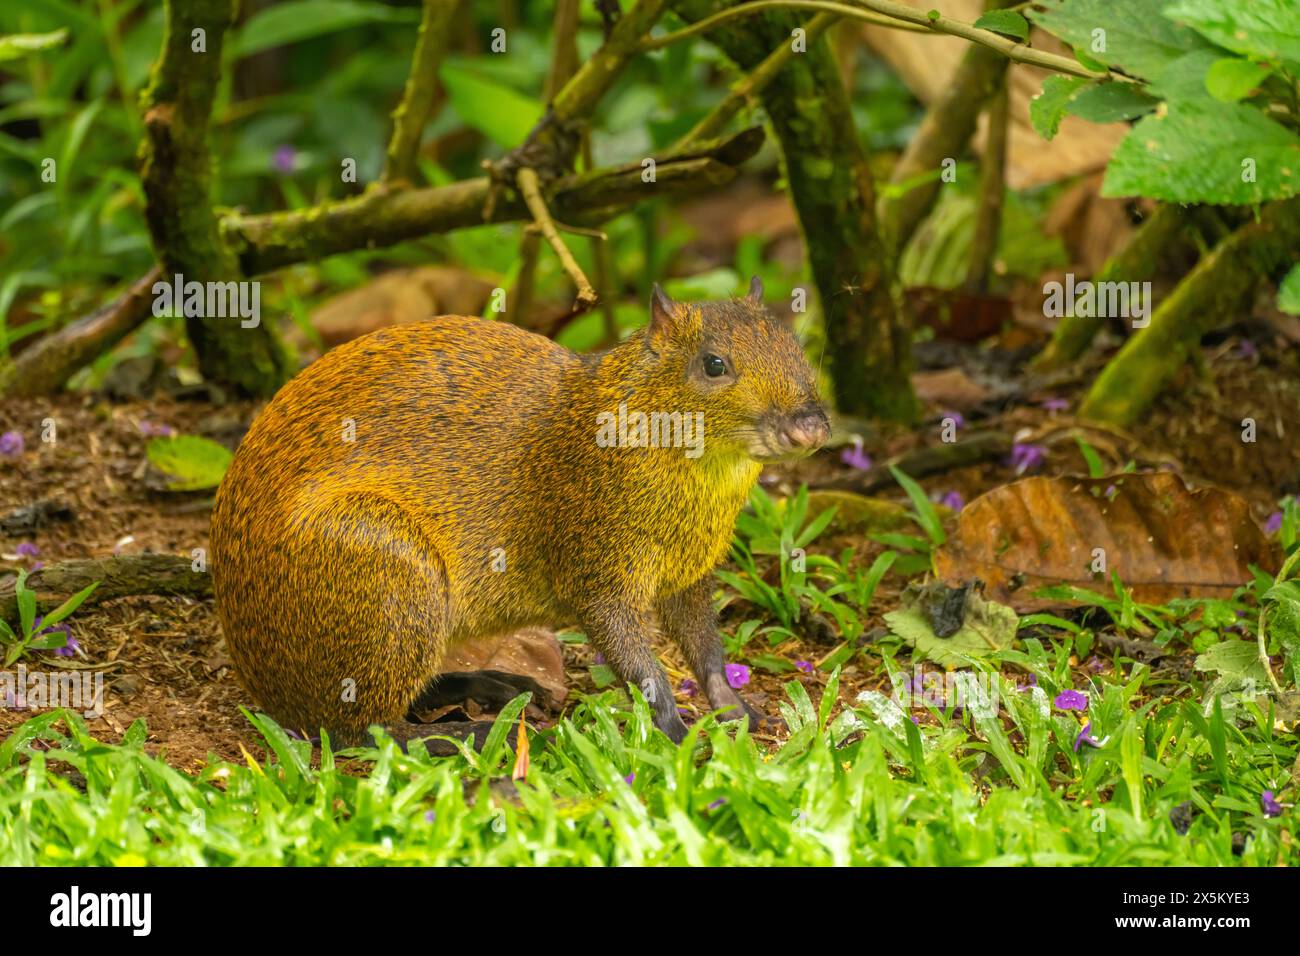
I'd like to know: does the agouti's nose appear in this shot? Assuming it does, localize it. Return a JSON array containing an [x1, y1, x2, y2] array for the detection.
[[779, 409, 830, 451]]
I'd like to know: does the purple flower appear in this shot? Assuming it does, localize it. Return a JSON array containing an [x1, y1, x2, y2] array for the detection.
[[1016, 673, 1038, 692], [0, 431, 23, 457], [1261, 791, 1283, 818], [1265, 511, 1284, 535], [15, 542, 38, 559], [706, 797, 727, 812], [794, 660, 813, 674], [943, 411, 965, 429], [1041, 397, 1070, 412], [272, 145, 297, 174], [1054, 689, 1088, 711], [137, 420, 175, 438], [424, 810, 437, 823], [32, 614, 75, 657], [1238, 338, 1258, 359], [840, 440, 873, 471], [937, 490, 964, 512], [593, 652, 605, 665], [1086, 655, 1106, 674], [1009, 443, 1047, 475], [679, 678, 698, 697], [724, 663, 750, 689], [1073, 721, 1103, 752], [624, 772, 636, 785]]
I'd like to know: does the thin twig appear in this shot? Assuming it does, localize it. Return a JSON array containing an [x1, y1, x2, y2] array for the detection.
[[643, 0, 1105, 80], [676, 11, 839, 148], [383, 0, 461, 183], [516, 167, 599, 313]]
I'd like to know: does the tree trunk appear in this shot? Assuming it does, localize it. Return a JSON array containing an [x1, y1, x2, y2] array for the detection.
[[670, 0, 919, 423]]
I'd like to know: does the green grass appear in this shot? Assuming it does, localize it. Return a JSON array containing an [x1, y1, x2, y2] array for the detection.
[[2, 660, 1295, 865]]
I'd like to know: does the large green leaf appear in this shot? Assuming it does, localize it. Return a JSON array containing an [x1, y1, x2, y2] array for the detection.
[[1278, 263, 1300, 314], [884, 589, 1019, 666], [1030, 0, 1212, 79], [973, 9, 1029, 42], [1030, 75, 1089, 140], [1102, 99, 1300, 203], [1067, 81, 1159, 122], [0, 29, 67, 63], [146, 435, 233, 492], [229, 1, 419, 58], [439, 61, 543, 148], [1164, 0, 1300, 63], [1204, 58, 1274, 102]]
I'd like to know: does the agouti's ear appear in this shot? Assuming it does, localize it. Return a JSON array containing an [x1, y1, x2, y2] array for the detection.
[[649, 283, 677, 338], [746, 275, 764, 304]]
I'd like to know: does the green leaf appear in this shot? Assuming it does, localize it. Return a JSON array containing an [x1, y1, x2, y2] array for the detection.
[[146, 435, 233, 491], [1066, 82, 1159, 122], [0, 30, 68, 63], [1074, 435, 1106, 478], [1263, 580, 1300, 683], [1102, 100, 1300, 203], [440, 61, 543, 148], [16, 570, 35, 640], [36, 581, 98, 629], [884, 590, 1019, 666], [1030, 0, 1212, 79], [1030, 75, 1089, 140], [589, 663, 617, 689], [1164, 0, 1300, 63], [1204, 57, 1274, 101], [1193, 638, 1270, 697], [889, 466, 945, 546], [230, 1, 419, 57], [973, 9, 1030, 41], [1278, 264, 1300, 314]]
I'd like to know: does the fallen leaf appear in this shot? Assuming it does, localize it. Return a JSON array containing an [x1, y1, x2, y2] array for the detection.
[[442, 626, 567, 710], [885, 583, 1019, 665], [934, 472, 1279, 611]]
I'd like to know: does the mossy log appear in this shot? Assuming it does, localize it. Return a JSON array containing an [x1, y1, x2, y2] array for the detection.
[[0, 554, 211, 621], [1079, 196, 1300, 426], [1032, 203, 1203, 372]]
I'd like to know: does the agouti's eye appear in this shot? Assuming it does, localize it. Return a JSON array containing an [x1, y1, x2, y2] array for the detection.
[[703, 354, 727, 378]]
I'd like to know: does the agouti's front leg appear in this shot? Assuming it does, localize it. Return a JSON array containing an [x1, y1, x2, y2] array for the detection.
[[580, 602, 690, 743], [658, 579, 761, 730]]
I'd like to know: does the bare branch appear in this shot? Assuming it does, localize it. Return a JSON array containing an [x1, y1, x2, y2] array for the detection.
[[383, 0, 462, 183]]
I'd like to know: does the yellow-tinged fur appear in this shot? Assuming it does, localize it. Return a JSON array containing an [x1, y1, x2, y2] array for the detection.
[[210, 292, 823, 744]]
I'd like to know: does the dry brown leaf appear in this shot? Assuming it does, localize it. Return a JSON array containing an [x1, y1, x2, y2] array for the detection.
[[934, 472, 1279, 611], [442, 626, 567, 709]]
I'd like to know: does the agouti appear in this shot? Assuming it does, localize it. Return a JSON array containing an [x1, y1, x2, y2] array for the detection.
[[210, 279, 829, 746]]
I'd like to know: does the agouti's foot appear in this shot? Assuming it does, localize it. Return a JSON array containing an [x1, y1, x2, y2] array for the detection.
[[655, 711, 692, 745], [715, 697, 765, 732]]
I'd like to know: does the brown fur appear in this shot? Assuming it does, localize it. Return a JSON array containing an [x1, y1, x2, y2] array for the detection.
[[210, 288, 827, 744]]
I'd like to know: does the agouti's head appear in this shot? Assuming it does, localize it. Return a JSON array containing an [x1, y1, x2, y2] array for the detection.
[[638, 278, 829, 463]]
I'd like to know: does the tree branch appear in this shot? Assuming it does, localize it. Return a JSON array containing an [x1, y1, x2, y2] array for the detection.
[[517, 167, 599, 313], [0, 268, 161, 397], [382, 0, 461, 184], [645, 0, 1104, 79], [139, 0, 291, 396], [222, 129, 765, 275]]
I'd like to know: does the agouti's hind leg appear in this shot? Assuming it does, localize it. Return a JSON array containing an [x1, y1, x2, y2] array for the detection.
[[580, 601, 689, 743], [245, 492, 449, 747], [658, 579, 763, 730]]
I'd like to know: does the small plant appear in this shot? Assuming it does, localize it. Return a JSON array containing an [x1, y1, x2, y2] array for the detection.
[[0, 570, 98, 665]]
